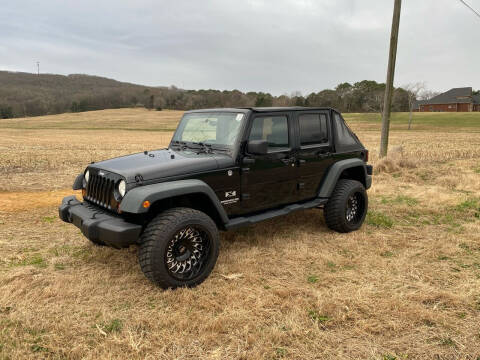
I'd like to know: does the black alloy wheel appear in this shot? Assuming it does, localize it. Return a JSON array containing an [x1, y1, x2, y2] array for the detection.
[[345, 191, 365, 226], [139, 207, 220, 289], [165, 226, 211, 281]]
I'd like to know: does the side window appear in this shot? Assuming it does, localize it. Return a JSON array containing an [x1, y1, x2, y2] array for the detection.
[[299, 113, 328, 146], [249, 115, 289, 151], [333, 112, 359, 151]]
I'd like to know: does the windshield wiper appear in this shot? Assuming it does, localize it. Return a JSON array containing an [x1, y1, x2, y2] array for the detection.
[[172, 141, 231, 154], [190, 142, 213, 154], [171, 140, 188, 150]]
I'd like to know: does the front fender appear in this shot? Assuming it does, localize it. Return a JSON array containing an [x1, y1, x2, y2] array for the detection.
[[72, 173, 84, 190], [119, 179, 229, 224], [318, 158, 369, 198]]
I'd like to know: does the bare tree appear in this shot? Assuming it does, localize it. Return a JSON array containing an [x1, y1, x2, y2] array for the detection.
[[418, 89, 440, 101], [403, 82, 425, 130]]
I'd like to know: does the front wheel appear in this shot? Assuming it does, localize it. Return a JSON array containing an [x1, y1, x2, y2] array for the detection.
[[324, 179, 368, 233], [138, 208, 219, 289]]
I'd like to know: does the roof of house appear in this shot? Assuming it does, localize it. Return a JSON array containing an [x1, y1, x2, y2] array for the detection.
[[422, 87, 474, 105], [414, 87, 480, 108]]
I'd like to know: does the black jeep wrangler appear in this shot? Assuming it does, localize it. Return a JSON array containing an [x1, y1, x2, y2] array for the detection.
[[59, 107, 372, 288]]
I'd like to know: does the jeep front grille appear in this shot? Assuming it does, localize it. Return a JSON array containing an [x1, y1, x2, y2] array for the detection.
[[84, 174, 116, 210]]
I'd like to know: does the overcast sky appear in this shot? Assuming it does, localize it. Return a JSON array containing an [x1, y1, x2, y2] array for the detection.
[[1, 0, 479, 95]]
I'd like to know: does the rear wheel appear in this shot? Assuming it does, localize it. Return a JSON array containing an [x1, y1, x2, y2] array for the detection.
[[324, 179, 368, 233], [138, 207, 219, 289]]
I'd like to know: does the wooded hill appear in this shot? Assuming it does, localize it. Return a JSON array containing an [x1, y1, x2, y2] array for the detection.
[[0, 70, 411, 118]]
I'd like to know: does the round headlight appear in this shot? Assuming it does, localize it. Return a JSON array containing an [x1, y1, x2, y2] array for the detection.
[[85, 170, 90, 183], [118, 180, 126, 197]]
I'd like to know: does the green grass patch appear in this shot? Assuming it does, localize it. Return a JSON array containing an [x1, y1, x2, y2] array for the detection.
[[455, 198, 480, 212], [381, 251, 395, 258], [54, 263, 65, 271], [275, 347, 287, 358], [31, 344, 49, 353], [42, 216, 56, 223], [367, 210, 394, 228], [430, 213, 462, 229], [326, 261, 337, 272], [383, 355, 397, 360], [458, 242, 473, 254], [98, 319, 123, 334], [10, 254, 47, 268], [439, 337, 456, 347], [307, 275, 319, 284], [308, 310, 331, 324], [381, 195, 418, 206]]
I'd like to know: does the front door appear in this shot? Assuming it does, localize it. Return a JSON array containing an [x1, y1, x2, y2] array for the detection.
[[240, 113, 298, 213]]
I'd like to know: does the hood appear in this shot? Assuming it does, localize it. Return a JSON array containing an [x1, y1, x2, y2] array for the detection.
[[89, 148, 234, 183]]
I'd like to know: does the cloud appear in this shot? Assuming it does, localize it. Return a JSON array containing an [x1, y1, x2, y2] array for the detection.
[[0, 0, 478, 94]]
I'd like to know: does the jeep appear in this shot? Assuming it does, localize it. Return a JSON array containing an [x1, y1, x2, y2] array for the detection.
[[59, 107, 372, 288]]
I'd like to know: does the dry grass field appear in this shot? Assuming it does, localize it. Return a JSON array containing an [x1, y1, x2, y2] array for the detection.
[[1, 108, 480, 360]]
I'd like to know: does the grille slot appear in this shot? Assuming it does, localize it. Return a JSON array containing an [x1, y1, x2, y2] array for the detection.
[[85, 173, 116, 210]]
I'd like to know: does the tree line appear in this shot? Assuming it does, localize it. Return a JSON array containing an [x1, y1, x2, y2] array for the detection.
[[0, 71, 430, 119]]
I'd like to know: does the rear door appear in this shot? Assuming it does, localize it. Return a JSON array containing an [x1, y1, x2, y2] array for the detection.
[[240, 112, 298, 213], [294, 111, 335, 200]]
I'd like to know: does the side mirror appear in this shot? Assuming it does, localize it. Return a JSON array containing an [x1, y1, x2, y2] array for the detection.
[[247, 140, 268, 155]]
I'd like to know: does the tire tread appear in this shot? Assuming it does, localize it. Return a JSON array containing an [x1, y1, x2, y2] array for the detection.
[[324, 179, 367, 233], [138, 207, 219, 288]]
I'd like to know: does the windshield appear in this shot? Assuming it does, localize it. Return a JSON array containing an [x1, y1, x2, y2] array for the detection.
[[172, 112, 245, 147]]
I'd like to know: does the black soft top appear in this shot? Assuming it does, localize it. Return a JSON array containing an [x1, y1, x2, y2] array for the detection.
[[245, 106, 335, 112], [186, 107, 337, 113]]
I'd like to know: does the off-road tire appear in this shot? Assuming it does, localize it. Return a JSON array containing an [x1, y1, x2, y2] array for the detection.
[[324, 179, 368, 233], [138, 207, 219, 289]]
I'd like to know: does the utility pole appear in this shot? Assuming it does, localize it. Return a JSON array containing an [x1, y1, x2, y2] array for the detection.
[[379, 0, 402, 158], [36, 61, 40, 76]]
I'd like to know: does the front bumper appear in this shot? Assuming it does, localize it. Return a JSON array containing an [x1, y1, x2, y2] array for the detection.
[[59, 196, 142, 248]]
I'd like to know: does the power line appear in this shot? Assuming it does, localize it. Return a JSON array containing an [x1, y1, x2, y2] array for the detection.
[[458, 0, 480, 19]]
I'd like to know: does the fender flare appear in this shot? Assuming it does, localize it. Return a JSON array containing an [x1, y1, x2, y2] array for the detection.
[[317, 158, 369, 198], [72, 173, 84, 190], [119, 179, 229, 224]]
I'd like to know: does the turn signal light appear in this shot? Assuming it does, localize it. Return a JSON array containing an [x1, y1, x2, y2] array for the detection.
[[143, 200, 151, 209]]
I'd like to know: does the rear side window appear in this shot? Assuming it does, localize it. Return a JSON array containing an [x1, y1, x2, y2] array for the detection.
[[333, 112, 362, 152], [249, 115, 289, 151], [299, 113, 328, 146]]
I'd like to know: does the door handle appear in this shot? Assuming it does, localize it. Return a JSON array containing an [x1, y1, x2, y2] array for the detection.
[[242, 157, 255, 165], [317, 152, 331, 158], [281, 158, 294, 165]]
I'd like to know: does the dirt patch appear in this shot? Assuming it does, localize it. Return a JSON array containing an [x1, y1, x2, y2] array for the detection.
[[0, 189, 80, 213]]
